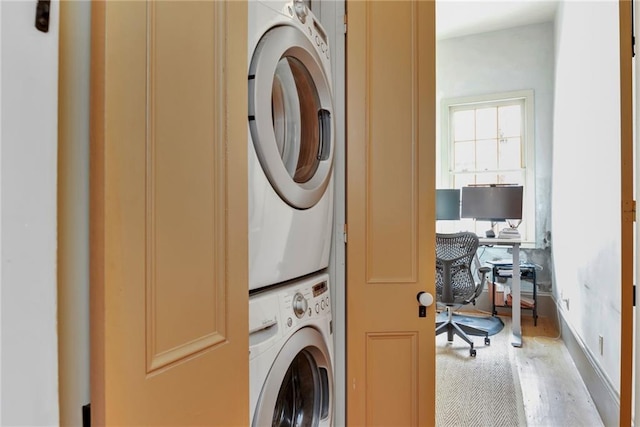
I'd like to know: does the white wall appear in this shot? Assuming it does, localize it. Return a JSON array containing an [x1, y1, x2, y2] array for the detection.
[[1, 1, 60, 424], [437, 22, 555, 284], [552, 0, 620, 395]]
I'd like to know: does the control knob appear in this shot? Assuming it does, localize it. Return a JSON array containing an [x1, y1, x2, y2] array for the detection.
[[293, 0, 308, 23], [292, 292, 308, 318]]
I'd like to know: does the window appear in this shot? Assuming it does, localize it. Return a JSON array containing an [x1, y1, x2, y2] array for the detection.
[[439, 90, 535, 243]]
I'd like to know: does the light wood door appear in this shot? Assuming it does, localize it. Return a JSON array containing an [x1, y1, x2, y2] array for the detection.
[[346, 1, 436, 425], [89, 1, 248, 424], [619, 0, 633, 425]]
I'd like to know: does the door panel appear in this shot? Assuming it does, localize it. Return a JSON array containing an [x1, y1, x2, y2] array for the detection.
[[346, 1, 436, 425], [90, 1, 248, 424], [146, 0, 228, 373], [365, 333, 419, 425]]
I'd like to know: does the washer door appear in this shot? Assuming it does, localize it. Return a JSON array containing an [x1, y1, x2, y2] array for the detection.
[[253, 327, 333, 427], [249, 24, 334, 209]]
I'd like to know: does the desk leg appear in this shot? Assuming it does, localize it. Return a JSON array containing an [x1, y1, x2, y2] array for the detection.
[[511, 243, 522, 347]]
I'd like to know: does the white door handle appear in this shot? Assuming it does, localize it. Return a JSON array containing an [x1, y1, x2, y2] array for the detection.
[[416, 291, 434, 307]]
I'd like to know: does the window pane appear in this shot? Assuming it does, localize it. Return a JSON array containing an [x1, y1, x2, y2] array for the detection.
[[453, 110, 474, 141], [497, 171, 522, 185], [454, 174, 475, 188], [476, 107, 497, 139], [453, 141, 475, 171], [476, 139, 497, 171], [475, 173, 499, 185], [499, 137, 521, 169], [498, 105, 521, 137], [445, 94, 532, 242], [475, 220, 492, 233]]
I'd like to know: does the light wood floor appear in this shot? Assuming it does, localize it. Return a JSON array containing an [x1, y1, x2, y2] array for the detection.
[[515, 314, 604, 426]]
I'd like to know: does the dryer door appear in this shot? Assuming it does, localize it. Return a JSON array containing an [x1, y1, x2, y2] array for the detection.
[[253, 327, 333, 427], [249, 24, 334, 210]]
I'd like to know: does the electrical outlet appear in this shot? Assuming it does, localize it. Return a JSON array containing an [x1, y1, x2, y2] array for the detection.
[[559, 290, 569, 310], [599, 335, 604, 356]]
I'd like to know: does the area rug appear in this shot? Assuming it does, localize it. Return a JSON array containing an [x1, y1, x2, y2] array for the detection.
[[436, 317, 526, 427]]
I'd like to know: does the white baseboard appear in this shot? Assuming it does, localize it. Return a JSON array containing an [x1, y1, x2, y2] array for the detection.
[[557, 306, 619, 426]]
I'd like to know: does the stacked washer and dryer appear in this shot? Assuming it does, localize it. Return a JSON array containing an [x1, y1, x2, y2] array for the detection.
[[248, 1, 336, 426]]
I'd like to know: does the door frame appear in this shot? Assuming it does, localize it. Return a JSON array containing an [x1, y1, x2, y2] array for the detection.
[[619, 0, 633, 425]]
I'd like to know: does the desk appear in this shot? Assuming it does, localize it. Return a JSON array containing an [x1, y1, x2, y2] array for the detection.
[[478, 238, 522, 347]]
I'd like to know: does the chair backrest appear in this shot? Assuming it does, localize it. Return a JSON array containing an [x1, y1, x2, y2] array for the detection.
[[435, 232, 480, 305]]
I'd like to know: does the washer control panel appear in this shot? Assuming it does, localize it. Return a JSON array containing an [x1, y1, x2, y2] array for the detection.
[[283, 279, 331, 323], [249, 275, 332, 356]]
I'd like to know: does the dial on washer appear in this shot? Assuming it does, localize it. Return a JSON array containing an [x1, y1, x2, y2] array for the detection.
[[292, 292, 308, 318]]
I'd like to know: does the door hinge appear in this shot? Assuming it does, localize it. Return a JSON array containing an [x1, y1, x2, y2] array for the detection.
[[343, 223, 348, 243], [35, 0, 51, 33], [82, 403, 91, 427], [634, 284, 636, 307], [632, 0, 636, 57], [343, 14, 348, 34], [623, 200, 636, 222]]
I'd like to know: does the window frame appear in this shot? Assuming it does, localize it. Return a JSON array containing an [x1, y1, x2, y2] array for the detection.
[[439, 90, 536, 245]]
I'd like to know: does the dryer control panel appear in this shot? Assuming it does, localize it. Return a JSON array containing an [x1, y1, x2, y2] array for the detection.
[[283, 1, 331, 61]]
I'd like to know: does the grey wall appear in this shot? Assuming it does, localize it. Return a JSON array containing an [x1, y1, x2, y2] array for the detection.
[[552, 0, 621, 398], [313, 2, 347, 426], [57, 1, 92, 425], [436, 22, 555, 288]]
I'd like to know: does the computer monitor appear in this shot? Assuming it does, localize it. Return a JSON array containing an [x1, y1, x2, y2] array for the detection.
[[460, 185, 523, 221], [436, 189, 461, 220]]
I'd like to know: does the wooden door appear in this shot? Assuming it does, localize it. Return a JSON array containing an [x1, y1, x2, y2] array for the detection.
[[619, 0, 633, 425], [346, 1, 436, 425], [89, 1, 248, 424]]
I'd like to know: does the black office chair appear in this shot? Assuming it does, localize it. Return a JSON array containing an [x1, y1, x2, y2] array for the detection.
[[435, 232, 491, 357]]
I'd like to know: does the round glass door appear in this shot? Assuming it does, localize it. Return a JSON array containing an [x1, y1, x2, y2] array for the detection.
[[272, 350, 322, 426], [249, 24, 334, 209], [253, 328, 333, 427]]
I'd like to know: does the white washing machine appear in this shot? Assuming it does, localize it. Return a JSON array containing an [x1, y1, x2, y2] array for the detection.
[[248, 0, 335, 290], [249, 273, 334, 426]]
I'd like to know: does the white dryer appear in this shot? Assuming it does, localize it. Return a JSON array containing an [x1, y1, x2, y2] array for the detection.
[[249, 273, 334, 426], [248, 0, 335, 290]]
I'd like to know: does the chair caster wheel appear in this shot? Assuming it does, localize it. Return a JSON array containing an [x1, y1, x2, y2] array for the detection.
[[470, 348, 477, 357], [484, 337, 491, 346]]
